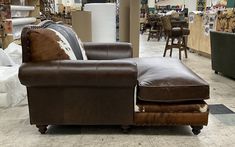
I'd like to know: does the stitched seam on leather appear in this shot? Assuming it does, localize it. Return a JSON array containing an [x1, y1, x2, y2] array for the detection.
[[57, 61, 61, 86], [95, 61, 98, 87], [106, 45, 109, 59]]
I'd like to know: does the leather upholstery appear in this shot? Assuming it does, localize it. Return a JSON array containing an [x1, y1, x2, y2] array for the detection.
[[136, 101, 208, 113], [28, 29, 71, 61], [19, 44, 137, 125], [135, 111, 209, 126], [122, 58, 209, 102], [19, 60, 137, 87], [83, 42, 133, 60], [38, 20, 84, 59], [19, 22, 209, 132]]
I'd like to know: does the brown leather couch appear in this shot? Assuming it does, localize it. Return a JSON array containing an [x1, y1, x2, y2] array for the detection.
[[19, 22, 209, 135]]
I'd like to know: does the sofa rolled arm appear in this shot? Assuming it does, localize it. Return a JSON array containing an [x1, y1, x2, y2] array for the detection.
[[19, 60, 137, 87], [83, 42, 133, 60]]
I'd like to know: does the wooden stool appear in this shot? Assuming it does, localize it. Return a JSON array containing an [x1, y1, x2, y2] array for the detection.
[[161, 16, 190, 60]]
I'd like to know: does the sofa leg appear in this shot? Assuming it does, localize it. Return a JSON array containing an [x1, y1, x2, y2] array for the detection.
[[191, 126, 203, 135], [121, 125, 130, 134], [36, 125, 48, 134]]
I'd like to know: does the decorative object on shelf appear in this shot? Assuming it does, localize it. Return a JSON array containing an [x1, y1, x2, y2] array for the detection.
[[196, 0, 207, 11], [203, 13, 217, 36], [216, 10, 235, 33]]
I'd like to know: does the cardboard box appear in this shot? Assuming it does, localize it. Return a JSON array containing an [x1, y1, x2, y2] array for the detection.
[[72, 11, 92, 42]]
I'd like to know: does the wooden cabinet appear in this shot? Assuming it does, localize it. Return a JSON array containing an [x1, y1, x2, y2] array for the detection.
[[188, 14, 211, 57]]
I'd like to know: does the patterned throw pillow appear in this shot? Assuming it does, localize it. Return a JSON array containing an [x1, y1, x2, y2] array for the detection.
[[46, 22, 87, 60], [29, 28, 77, 61]]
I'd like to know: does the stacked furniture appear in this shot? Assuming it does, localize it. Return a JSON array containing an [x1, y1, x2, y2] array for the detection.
[[0, 0, 39, 49], [19, 21, 210, 135], [9, 5, 36, 39], [147, 14, 163, 41]]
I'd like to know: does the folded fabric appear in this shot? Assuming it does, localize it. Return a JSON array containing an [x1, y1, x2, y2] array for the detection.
[[0, 49, 15, 66], [4, 42, 23, 65], [0, 66, 27, 107]]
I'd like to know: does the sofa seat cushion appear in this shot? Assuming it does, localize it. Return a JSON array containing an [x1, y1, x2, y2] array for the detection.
[[126, 58, 209, 102]]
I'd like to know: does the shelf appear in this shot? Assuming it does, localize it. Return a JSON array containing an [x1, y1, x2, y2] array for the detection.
[[10, 5, 35, 17], [0, 0, 39, 48]]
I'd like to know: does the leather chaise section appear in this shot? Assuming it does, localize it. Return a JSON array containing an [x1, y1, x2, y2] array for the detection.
[[122, 57, 209, 102]]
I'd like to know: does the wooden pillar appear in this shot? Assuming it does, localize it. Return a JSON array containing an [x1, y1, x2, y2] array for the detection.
[[119, 0, 139, 57], [72, 11, 92, 42], [130, 0, 140, 57], [119, 0, 130, 42]]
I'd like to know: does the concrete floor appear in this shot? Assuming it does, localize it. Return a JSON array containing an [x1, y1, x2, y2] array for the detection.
[[0, 34, 235, 147]]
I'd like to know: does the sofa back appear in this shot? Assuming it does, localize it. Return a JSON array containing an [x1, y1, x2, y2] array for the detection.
[[210, 31, 235, 78]]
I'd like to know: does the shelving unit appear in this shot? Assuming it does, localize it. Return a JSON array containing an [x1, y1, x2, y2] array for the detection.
[[156, 5, 183, 13], [0, 0, 40, 49]]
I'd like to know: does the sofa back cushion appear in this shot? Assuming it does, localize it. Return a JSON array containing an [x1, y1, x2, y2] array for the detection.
[[29, 28, 77, 61], [22, 20, 88, 62], [45, 22, 87, 60]]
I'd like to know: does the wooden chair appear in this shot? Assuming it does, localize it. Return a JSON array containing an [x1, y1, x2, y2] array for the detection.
[[147, 15, 163, 41], [161, 16, 190, 60]]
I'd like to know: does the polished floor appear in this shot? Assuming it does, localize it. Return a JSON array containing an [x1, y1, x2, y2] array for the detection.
[[0, 34, 235, 147]]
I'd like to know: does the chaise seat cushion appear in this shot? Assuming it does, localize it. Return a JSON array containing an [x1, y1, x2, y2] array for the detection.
[[125, 58, 209, 102]]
